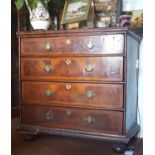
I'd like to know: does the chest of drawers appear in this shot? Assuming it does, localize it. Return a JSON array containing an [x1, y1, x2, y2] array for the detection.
[[17, 28, 140, 148]]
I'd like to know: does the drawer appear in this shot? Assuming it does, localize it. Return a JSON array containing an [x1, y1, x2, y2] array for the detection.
[[22, 81, 123, 109], [21, 57, 123, 82], [22, 104, 123, 135], [21, 34, 124, 55]]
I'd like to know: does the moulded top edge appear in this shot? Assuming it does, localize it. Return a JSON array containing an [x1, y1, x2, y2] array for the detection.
[[16, 27, 129, 38]]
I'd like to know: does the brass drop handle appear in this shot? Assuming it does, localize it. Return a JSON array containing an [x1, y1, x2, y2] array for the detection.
[[85, 91, 95, 99], [44, 42, 52, 51], [83, 116, 95, 125], [66, 39, 72, 45], [86, 41, 94, 49], [44, 110, 54, 121], [44, 65, 52, 73], [85, 64, 95, 72], [44, 89, 53, 97], [66, 109, 72, 116]]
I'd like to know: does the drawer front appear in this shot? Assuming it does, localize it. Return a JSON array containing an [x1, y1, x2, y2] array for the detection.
[[21, 57, 123, 81], [22, 104, 123, 135], [21, 34, 124, 55], [22, 81, 123, 109]]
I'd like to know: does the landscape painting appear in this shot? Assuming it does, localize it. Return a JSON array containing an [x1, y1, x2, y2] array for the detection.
[[61, 0, 91, 24]]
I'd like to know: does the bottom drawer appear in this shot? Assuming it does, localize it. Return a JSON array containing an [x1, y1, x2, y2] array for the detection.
[[22, 105, 123, 135]]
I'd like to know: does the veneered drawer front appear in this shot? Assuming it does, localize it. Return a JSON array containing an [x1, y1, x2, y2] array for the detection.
[[21, 57, 123, 82], [22, 104, 123, 135], [21, 34, 124, 55], [22, 81, 123, 109]]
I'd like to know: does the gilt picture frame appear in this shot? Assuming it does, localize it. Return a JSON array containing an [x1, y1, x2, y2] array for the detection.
[[61, 0, 92, 24]]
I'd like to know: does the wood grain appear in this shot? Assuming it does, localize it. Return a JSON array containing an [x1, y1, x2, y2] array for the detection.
[[22, 104, 123, 135], [21, 34, 124, 55], [22, 81, 123, 109], [21, 57, 123, 81]]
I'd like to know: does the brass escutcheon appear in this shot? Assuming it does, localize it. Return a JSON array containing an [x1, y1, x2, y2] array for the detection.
[[44, 110, 54, 121], [83, 116, 95, 125], [44, 42, 52, 51], [65, 83, 71, 90], [86, 41, 94, 49], [66, 59, 72, 65], [44, 89, 53, 97], [66, 109, 72, 116], [44, 65, 52, 73], [85, 91, 95, 99], [85, 64, 95, 72]]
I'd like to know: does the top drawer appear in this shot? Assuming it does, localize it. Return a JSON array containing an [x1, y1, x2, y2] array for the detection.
[[21, 34, 124, 56]]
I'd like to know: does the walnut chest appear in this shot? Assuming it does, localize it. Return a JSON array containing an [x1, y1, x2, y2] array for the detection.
[[17, 28, 140, 144]]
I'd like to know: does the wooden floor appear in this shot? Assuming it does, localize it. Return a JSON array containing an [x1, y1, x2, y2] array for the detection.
[[12, 118, 143, 155]]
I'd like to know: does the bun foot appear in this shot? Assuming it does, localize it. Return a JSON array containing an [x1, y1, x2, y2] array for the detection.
[[23, 134, 36, 141], [112, 143, 126, 153]]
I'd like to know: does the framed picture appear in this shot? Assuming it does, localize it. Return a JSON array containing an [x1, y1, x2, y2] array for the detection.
[[94, 0, 122, 27], [94, 0, 117, 12], [61, 0, 92, 24]]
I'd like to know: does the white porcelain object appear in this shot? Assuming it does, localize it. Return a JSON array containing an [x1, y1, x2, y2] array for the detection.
[[28, 2, 51, 30], [31, 20, 50, 30]]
